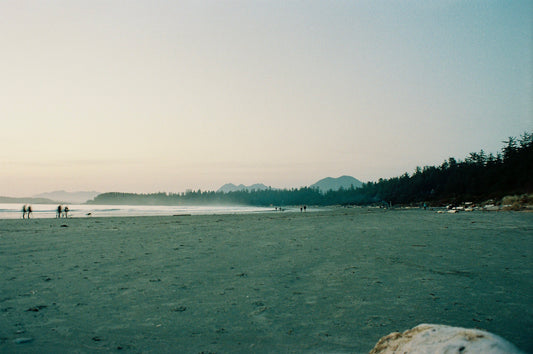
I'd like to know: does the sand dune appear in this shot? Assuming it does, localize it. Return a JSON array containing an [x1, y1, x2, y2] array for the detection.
[[1, 208, 531, 353]]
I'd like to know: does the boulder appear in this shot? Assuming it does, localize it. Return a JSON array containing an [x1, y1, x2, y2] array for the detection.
[[370, 324, 524, 354]]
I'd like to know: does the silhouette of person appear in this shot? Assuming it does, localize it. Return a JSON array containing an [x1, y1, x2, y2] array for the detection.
[[64, 206, 69, 218], [22, 205, 27, 219], [303, 205, 307, 212], [57, 205, 62, 218], [27, 205, 32, 219]]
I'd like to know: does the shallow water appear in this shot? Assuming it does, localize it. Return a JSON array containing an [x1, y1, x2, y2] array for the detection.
[[0, 203, 278, 219]]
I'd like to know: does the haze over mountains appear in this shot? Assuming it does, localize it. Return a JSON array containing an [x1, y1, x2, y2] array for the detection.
[[33, 190, 100, 204], [310, 176, 363, 193], [0, 191, 100, 204], [2, 177, 363, 204], [217, 176, 363, 194]]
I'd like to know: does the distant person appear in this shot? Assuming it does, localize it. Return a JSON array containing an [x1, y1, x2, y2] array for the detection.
[[303, 205, 307, 212], [64, 206, 69, 218], [300, 207, 303, 212], [27, 205, 33, 219], [22, 205, 27, 219], [57, 205, 62, 218]]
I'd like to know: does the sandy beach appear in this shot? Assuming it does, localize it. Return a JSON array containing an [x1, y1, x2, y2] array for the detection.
[[1, 208, 532, 353]]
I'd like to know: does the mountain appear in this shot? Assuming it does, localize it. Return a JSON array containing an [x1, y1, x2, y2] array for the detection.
[[310, 176, 363, 193], [0, 196, 59, 204], [217, 183, 270, 193], [33, 190, 100, 204]]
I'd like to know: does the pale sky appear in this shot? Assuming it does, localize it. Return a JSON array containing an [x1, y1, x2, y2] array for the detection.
[[1, 0, 532, 197]]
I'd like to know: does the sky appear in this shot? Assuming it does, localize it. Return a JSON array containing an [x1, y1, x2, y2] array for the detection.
[[1, 0, 532, 197]]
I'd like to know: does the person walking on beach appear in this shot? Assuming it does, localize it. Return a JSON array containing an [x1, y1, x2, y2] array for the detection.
[[64, 206, 69, 218], [22, 205, 27, 219], [27, 205, 33, 219], [57, 205, 62, 218]]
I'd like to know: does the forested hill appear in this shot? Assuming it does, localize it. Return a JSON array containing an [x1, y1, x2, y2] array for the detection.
[[89, 132, 532, 207]]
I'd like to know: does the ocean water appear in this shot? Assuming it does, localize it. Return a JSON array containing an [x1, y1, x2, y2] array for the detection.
[[0, 203, 277, 220]]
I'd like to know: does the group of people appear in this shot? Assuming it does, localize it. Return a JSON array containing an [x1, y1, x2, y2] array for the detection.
[[56, 205, 70, 218], [21, 205, 33, 219], [20, 205, 71, 219]]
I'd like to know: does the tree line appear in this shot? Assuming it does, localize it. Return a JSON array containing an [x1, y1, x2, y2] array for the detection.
[[89, 132, 532, 207]]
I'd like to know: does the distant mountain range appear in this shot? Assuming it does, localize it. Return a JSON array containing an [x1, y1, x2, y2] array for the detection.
[[0, 196, 59, 204], [217, 183, 270, 193], [4, 177, 362, 204], [310, 176, 363, 193], [217, 176, 363, 194], [33, 190, 100, 204]]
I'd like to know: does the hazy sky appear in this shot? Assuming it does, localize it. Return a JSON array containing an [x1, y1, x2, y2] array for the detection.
[[1, 1, 532, 196]]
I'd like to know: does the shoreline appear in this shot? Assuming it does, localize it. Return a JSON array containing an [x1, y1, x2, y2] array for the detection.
[[3, 197, 531, 221], [0, 203, 281, 220]]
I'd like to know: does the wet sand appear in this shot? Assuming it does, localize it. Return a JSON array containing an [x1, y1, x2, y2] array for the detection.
[[1, 208, 532, 353]]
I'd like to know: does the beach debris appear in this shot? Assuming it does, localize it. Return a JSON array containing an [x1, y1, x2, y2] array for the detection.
[[13, 337, 33, 344], [171, 306, 187, 312], [25, 305, 47, 312], [60, 224, 68, 227], [370, 324, 524, 354]]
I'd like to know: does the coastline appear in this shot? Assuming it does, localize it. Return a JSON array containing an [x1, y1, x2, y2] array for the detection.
[[1, 208, 531, 352], [0, 203, 279, 220]]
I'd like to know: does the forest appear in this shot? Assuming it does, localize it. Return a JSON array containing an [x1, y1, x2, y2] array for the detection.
[[89, 132, 532, 207]]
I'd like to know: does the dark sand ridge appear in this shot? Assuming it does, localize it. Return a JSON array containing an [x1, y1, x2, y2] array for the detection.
[[0, 208, 531, 353]]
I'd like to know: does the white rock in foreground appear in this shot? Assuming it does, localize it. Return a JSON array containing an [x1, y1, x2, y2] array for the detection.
[[370, 324, 524, 354]]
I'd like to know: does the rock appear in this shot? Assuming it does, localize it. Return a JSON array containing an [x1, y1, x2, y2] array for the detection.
[[25, 305, 47, 312], [14, 337, 33, 344], [370, 324, 524, 354]]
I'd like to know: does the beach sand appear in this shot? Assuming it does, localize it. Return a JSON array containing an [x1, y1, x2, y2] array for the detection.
[[1, 208, 532, 353]]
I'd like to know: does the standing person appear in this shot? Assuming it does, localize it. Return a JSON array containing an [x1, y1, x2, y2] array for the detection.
[[27, 205, 32, 219], [57, 205, 62, 218], [303, 205, 307, 212], [64, 206, 69, 218], [22, 205, 27, 219]]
